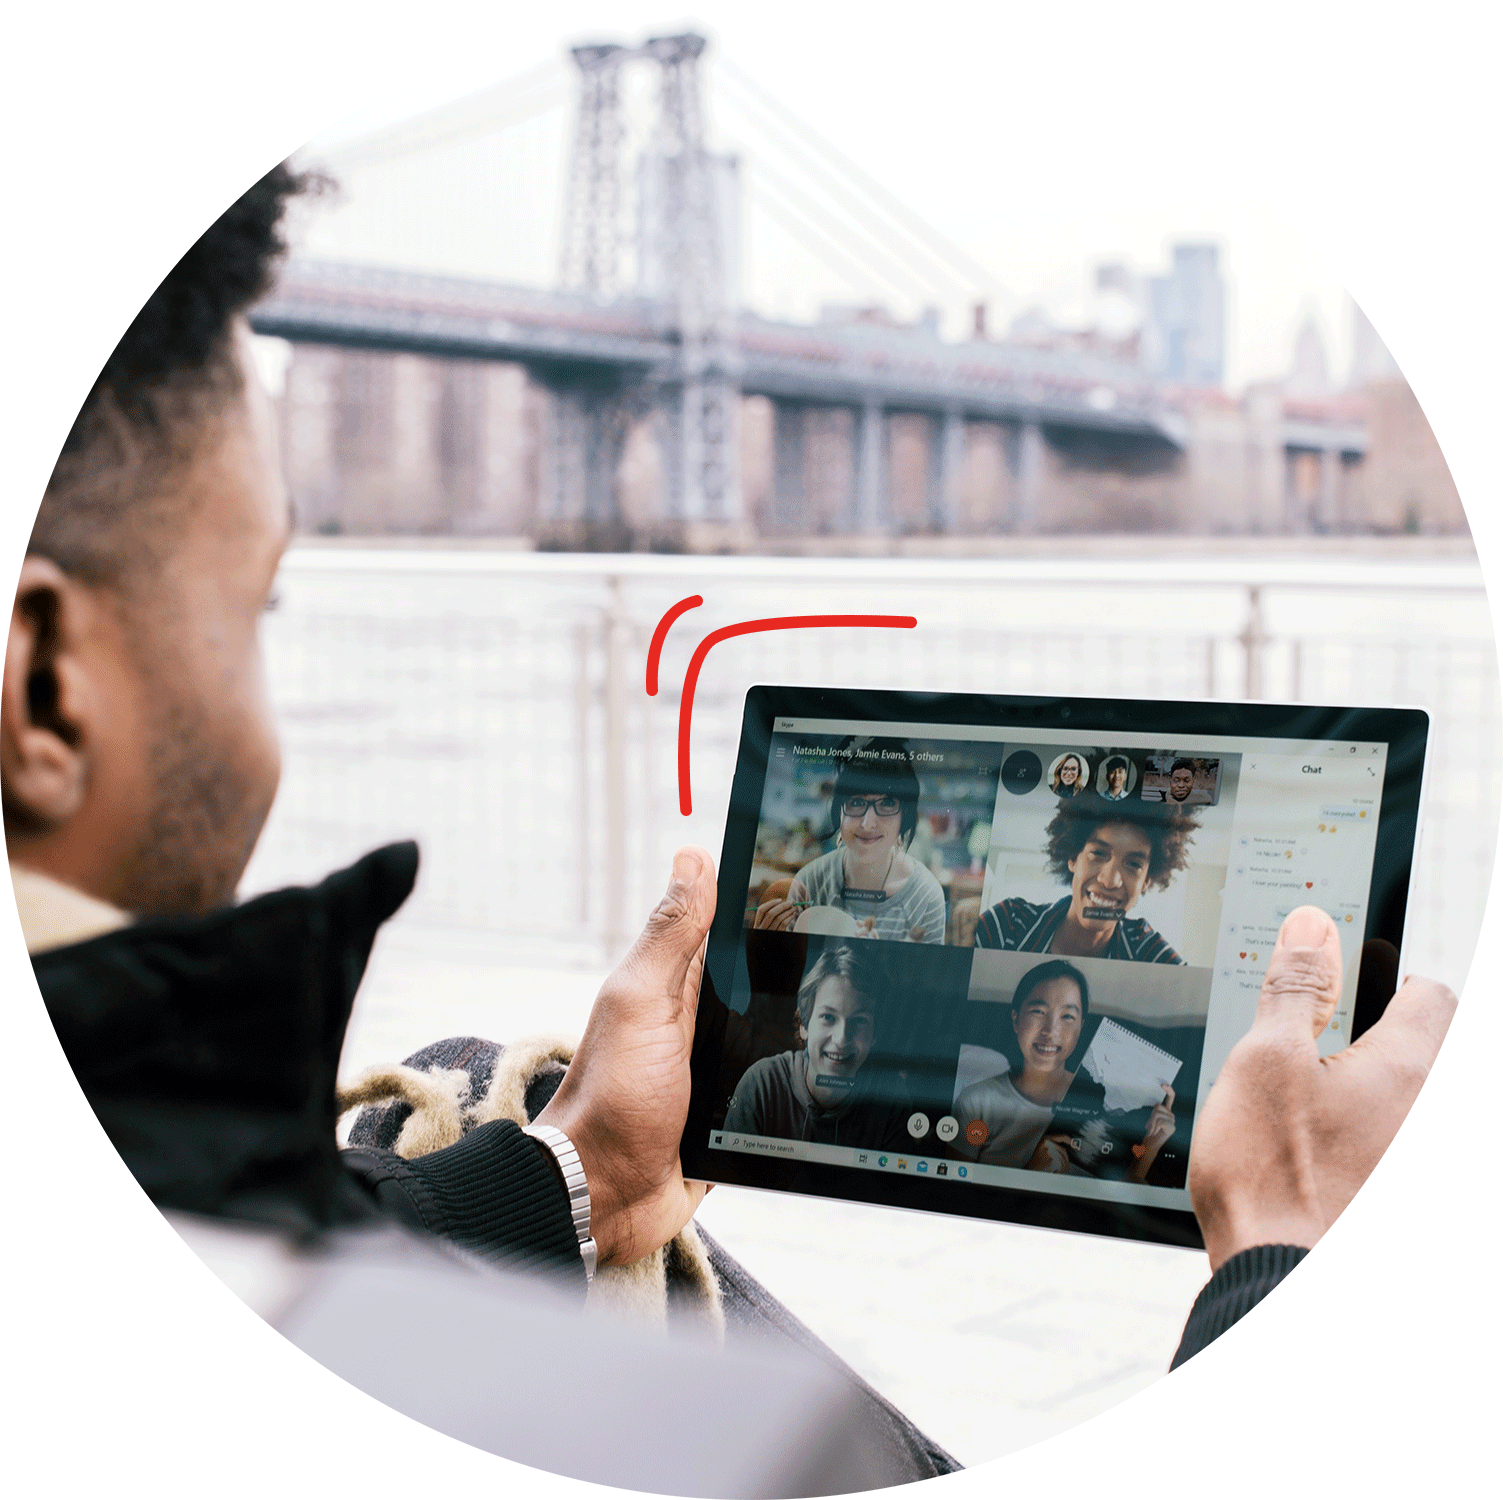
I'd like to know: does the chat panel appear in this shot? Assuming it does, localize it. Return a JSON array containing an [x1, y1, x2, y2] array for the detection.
[[1206, 749, 1385, 1072]]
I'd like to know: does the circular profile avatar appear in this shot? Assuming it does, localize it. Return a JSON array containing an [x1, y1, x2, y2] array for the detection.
[[1047, 751, 1091, 799], [974, 792, 1197, 963], [723, 944, 904, 1146], [1096, 755, 1136, 802], [751, 737, 947, 943], [949, 960, 1175, 1180]]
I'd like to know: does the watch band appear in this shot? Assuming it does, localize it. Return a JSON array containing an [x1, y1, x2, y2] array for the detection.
[[522, 1123, 597, 1285]]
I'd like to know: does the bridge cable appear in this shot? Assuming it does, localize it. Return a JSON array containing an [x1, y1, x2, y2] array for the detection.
[[718, 93, 973, 305], [744, 174, 923, 305], [311, 61, 571, 174], [718, 58, 1017, 308], [742, 154, 951, 306]]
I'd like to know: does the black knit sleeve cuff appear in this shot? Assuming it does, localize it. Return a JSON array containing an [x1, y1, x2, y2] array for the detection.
[[1170, 1244, 1310, 1370], [341, 1119, 586, 1295]]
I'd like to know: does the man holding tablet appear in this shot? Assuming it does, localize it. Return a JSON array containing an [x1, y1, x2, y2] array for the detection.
[[9, 165, 1460, 1487]]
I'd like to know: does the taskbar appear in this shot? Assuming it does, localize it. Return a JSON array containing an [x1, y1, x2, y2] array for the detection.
[[706, 1130, 1190, 1211]]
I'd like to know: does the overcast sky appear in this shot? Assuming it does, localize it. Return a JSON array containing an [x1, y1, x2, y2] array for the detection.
[[302, 3, 1359, 392]]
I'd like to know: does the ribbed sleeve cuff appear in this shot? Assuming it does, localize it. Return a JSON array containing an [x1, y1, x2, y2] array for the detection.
[[1170, 1244, 1310, 1370], [343, 1120, 586, 1294]]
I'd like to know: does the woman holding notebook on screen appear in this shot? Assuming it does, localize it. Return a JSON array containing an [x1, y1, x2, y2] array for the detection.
[[949, 959, 1177, 1183]]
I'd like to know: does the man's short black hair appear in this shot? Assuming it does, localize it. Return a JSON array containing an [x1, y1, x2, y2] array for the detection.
[[1170, 758, 1196, 775], [1043, 791, 1197, 891], [32, 162, 318, 588], [1105, 756, 1128, 775]]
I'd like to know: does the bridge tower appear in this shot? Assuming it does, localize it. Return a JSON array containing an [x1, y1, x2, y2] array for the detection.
[[640, 32, 740, 531], [556, 32, 741, 543], [559, 43, 628, 296], [549, 43, 634, 544]]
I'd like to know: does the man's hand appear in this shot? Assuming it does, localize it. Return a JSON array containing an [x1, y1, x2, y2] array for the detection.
[[1189, 905, 1455, 1271], [534, 846, 717, 1268]]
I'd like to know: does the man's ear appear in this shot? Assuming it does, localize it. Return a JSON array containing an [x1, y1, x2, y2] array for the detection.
[[2, 556, 94, 833]]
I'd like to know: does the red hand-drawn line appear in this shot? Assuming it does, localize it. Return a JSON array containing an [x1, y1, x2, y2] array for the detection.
[[645, 594, 703, 695], [646, 610, 918, 815]]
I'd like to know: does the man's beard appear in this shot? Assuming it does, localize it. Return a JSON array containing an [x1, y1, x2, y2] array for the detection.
[[116, 675, 274, 915]]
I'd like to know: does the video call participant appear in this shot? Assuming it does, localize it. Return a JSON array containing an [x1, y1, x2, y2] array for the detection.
[[752, 738, 947, 943], [1050, 753, 1087, 797], [1169, 760, 1196, 802], [949, 961, 1176, 1181], [723, 944, 907, 1146], [1101, 756, 1131, 801], [974, 792, 1195, 963], [1142, 757, 1205, 804]]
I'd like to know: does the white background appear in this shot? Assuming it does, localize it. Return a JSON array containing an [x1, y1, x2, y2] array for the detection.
[[3, 2, 1499, 1494]]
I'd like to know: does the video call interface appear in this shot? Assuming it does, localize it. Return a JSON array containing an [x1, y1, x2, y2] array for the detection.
[[708, 716, 1390, 1211]]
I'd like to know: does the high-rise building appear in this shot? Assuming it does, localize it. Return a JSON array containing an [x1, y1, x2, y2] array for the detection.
[[1144, 244, 1226, 388], [1348, 298, 1403, 387], [1287, 314, 1333, 396]]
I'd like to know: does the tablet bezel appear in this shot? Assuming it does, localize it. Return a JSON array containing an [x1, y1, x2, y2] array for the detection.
[[680, 684, 1430, 1251]]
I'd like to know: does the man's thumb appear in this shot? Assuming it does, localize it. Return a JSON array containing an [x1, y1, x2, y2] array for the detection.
[[638, 846, 717, 962], [1254, 905, 1343, 1040]]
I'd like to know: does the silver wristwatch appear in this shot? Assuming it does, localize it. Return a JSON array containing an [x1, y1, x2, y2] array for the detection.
[[522, 1123, 598, 1285]]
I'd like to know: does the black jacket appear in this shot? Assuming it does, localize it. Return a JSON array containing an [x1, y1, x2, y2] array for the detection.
[[33, 843, 585, 1290]]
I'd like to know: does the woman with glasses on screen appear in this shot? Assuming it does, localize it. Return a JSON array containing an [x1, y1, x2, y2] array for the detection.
[[1050, 752, 1087, 798], [752, 738, 948, 943]]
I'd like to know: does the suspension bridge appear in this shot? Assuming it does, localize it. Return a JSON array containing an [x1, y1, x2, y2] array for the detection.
[[250, 33, 1371, 544]]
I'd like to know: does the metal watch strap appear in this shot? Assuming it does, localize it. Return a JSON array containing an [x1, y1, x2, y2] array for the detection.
[[522, 1123, 597, 1285]]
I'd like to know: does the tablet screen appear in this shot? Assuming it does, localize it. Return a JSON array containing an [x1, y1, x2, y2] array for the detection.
[[682, 687, 1428, 1247]]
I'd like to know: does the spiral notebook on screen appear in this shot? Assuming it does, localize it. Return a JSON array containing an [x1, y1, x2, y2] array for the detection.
[[1079, 1018, 1182, 1114]]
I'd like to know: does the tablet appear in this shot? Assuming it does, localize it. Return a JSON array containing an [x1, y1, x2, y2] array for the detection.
[[681, 686, 1429, 1249]]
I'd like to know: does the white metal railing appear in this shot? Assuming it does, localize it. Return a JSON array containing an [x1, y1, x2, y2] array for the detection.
[[240, 548, 1498, 995]]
